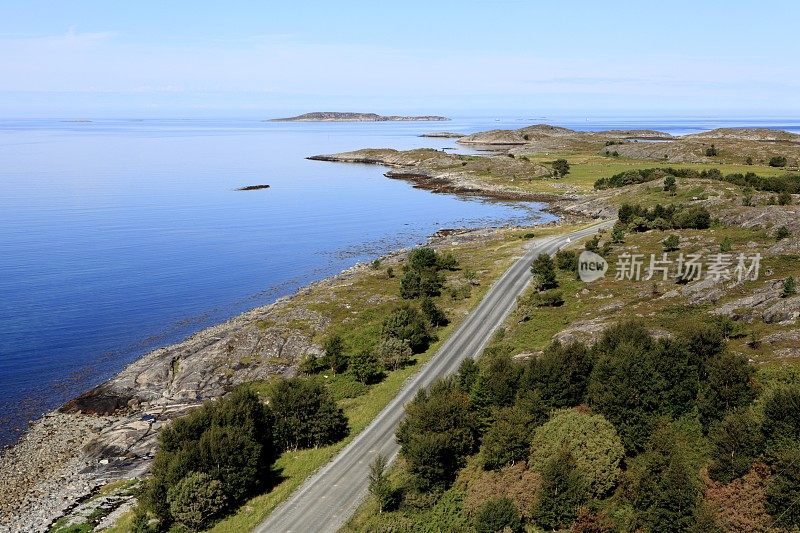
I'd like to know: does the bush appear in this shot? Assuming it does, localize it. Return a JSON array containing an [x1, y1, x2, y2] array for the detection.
[[662, 234, 680, 252], [396, 378, 478, 491], [555, 249, 578, 272], [697, 352, 757, 428], [270, 377, 348, 450], [421, 296, 448, 327], [529, 409, 625, 497], [762, 385, 800, 455], [775, 225, 791, 240], [473, 498, 522, 533], [552, 158, 570, 178], [766, 447, 800, 527], [470, 355, 522, 428], [481, 406, 536, 470], [625, 423, 701, 533], [348, 349, 383, 384], [374, 336, 412, 371], [587, 323, 699, 452], [381, 305, 432, 353], [673, 206, 711, 229], [769, 155, 788, 167], [530, 253, 558, 290], [520, 340, 592, 409], [708, 409, 764, 483], [322, 334, 347, 374], [400, 268, 444, 299], [528, 288, 564, 308], [167, 472, 226, 530], [664, 175, 677, 194], [706, 144, 718, 157], [534, 446, 588, 530], [778, 190, 793, 205], [144, 389, 276, 526], [783, 276, 797, 298]]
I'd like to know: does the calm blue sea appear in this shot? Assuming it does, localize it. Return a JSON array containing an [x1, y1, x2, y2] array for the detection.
[[1, 116, 799, 447]]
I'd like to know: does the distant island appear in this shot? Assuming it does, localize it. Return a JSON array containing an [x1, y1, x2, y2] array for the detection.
[[268, 112, 449, 122]]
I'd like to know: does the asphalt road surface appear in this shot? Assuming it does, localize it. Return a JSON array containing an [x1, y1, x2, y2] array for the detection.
[[256, 220, 614, 533]]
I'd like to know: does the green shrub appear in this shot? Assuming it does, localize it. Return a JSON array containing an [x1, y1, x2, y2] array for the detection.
[[529, 409, 625, 497], [396, 379, 478, 491], [708, 409, 763, 483], [775, 225, 791, 240], [769, 155, 788, 167], [373, 336, 412, 371], [520, 340, 592, 409], [705, 144, 718, 157], [662, 234, 680, 252], [473, 498, 522, 533], [555, 249, 578, 272], [480, 406, 536, 470], [348, 349, 383, 384], [783, 276, 798, 298], [534, 446, 588, 530], [270, 377, 348, 450], [697, 351, 757, 428], [530, 253, 558, 290], [528, 289, 564, 308], [381, 305, 432, 353], [167, 472, 226, 530]]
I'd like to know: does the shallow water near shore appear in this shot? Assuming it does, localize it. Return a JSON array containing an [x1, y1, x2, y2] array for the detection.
[[2, 115, 799, 447]]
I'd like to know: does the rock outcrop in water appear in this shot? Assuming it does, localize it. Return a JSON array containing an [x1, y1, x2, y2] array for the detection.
[[268, 112, 449, 122]]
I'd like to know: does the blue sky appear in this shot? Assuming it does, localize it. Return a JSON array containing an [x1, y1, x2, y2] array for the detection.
[[1, 0, 799, 117]]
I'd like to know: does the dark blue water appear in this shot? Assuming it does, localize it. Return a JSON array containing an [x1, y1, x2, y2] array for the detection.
[[2, 116, 799, 447]]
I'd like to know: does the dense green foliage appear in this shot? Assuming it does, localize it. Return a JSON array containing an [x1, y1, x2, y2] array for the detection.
[[530, 253, 558, 290], [618, 202, 711, 230], [141, 390, 278, 529], [534, 446, 588, 529], [270, 377, 349, 450], [529, 409, 625, 497], [381, 304, 432, 353], [596, 166, 800, 194], [396, 378, 478, 490], [473, 498, 523, 533]]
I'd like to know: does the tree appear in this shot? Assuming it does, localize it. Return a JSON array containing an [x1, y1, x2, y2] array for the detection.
[[662, 234, 680, 252], [697, 352, 757, 428], [782, 276, 797, 298], [584, 235, 601, 253], [381, 305, 431, 353], [555, 249, 578, 272], [396, 378, 478, 490], [706, 144, 718, 157], [457, 357, 480, 393], [552, 158, 570, 178], [407, 247, 439, 271], [531, 253, 558, 291], [349, 349, 382, 384], [534, 446, 588, 530], [664, 175, 677, 195], [144, 389, 277, 526], [708, 409, 764, 483], [587, 324, 699, 452], [720, 236, 733, 252], [481, 406, 535, 470], [322, 334, 347, 374], [470, 354, 522, 428], [368, 454, 397, 513], [520, 340, 592, 409], [762, 385, 800, 454], [626, 424, 701, 533], [373, 336, 412, 371], [473, 498, 523, 533], [766, 447, 800, 528], [769, 155, 788, 167], [167, 472, 226, 530], [529, 409, 625, 498], [421, 296, 448, 327], [611, 225, 625, 244], [270, 377, 348, 450], [400, 268, 444, 299]]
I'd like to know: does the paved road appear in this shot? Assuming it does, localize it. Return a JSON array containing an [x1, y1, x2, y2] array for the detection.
[[255, 220, 614, 533]]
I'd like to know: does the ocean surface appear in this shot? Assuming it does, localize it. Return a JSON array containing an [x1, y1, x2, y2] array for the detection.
[[1, 115, 800, 447]]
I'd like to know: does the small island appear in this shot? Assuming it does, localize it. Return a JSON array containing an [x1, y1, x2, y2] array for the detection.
[[268, 112, 449, 122], [236, 184, 270, 191]]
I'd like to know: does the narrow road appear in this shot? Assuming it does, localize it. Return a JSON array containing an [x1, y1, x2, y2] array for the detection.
[[256, 220, 614, 533]]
